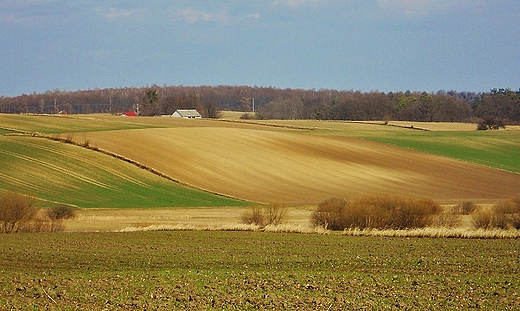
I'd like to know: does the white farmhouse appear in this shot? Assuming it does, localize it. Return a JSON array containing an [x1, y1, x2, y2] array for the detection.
[[171, 109, 202, 119]]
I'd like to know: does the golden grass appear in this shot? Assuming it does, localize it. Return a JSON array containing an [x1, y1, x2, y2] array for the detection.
[[64, 206, 312, 231], [116, 223, 520, 239], [81, 120, 520, 205], [117, 223, 260, 232], [117, 223, 331, 234], [343, 227, 520, 239]]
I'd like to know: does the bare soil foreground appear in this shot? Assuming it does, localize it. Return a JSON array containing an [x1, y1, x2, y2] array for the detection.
[[1, 231, 519, 310], [82, 119, 520, 205]]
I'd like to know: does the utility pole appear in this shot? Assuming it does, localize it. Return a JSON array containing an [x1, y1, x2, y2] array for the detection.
[[252, 98, 255, 113]]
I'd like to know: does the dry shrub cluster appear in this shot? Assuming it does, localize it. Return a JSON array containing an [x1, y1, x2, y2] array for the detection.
[[41, 204, 77, 232], [311, 194, 441, 230], [433, 207, 462, 228], [241, 204, 287, 227], [432, 203, 477, 228], [0, 191, 37, 233], [0, 192, 75, 233], [455, 201, 478, 215], [472, 197, 520, 229]]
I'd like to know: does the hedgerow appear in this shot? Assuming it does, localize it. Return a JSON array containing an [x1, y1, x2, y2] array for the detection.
[[311, 194, 441, 230], [472, 197, 520, 229]]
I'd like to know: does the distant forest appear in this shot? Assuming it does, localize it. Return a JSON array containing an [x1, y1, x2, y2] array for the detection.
[[1, 85, 519, 123]]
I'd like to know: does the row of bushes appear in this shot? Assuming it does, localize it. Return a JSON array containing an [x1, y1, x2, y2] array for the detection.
[[310, 195, 441, 230], [4, 190, 519, 233], [311, 195, 520, 230], [0, 191, 76, 233], [472, 198, 520, 229], [241, 195, 520, 231], [241, 204, 288, 227]]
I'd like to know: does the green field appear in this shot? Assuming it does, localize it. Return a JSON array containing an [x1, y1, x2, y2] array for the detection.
[[0, 135, 247, 208], [221, 118, 520, 174], [362, 130, 520, 174], [278, 120, 520, 174], [1, 231, 518, 310]]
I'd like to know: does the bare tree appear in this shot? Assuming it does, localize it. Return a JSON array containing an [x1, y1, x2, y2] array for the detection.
[[263, 204, 287, 225], [241, 206, 264, 226], [0, 192, 37, 233]]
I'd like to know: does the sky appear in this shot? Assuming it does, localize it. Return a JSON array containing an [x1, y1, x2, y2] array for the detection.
[[1, 0, 519, 96]]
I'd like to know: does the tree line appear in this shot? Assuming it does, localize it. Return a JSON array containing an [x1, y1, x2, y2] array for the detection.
[[1, 85, 519, 123]]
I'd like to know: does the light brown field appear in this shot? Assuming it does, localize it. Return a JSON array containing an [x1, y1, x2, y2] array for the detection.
[[80, 118, 520, 206], [64, 206, 315, 232]]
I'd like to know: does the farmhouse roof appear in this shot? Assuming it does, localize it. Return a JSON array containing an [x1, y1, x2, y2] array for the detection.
[[122, 111, 137, 117], [172, 109, 202, 118]]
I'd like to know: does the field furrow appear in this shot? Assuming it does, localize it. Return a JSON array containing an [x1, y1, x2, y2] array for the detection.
[[2, 115, 519, 208], [0, 172, 46, 193], [13, 138, 155, 190], [0, 134, 247, 208], [83, 125, 520, 205], [0, 147, 115, 190]]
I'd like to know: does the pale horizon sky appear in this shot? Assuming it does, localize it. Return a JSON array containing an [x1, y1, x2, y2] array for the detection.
[[1, 0, 519, 96]]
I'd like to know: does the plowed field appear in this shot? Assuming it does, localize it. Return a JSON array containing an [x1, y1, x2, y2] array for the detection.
[[82, 121, 520, 205]]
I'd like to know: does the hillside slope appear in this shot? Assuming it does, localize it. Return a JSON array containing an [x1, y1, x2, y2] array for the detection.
[[0, 135, 246, 208], [83, 122, 520, 205]]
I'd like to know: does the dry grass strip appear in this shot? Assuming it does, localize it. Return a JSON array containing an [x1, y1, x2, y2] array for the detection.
[[117, 223, 331, 234], [117, 224, 519, 239], [343, 227, 520, 239]]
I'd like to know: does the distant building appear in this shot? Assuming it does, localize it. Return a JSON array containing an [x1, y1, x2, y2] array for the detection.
[[171, 109, 202, 119]]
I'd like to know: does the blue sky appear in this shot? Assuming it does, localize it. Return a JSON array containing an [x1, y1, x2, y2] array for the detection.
[[1, 0, 519, 96]]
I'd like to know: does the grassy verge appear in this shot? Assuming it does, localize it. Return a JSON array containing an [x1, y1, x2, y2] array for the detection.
[[0, 231, 518, 310]]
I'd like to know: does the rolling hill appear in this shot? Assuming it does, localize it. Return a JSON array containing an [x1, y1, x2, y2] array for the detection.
[[2, 114, 519, 207], [81, 119, 520, 205], [0, 134, 247, 208]]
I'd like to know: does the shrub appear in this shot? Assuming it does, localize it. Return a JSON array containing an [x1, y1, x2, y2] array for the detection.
[[434, 206, 462, 228], [0, 191, 38, 233], [45, 205, 76, 232], [263, 204, 287, 226], [64, 134, 75, 143], [455, 201, 478, 215], [472, 198, 520, 229], [471, 208, 507, 229], [311, 194, 441, 230], [241, 206, 265, 226], [47, 204, 76, 220], [31, 210, 52, 233], [494, 197, 520, 229], [310, 197, 349, 230], [241, 205, 288, 227], [477, 117, 506, 130]]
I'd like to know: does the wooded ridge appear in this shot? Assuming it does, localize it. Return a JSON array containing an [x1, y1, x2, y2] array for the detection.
[[1, 86, 519, 123]]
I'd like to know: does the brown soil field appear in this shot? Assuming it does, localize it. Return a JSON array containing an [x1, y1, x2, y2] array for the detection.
[[80, 119, 520, 206]]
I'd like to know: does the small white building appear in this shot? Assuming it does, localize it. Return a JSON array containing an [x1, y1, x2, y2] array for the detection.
[[171, 109, 202, 119]]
